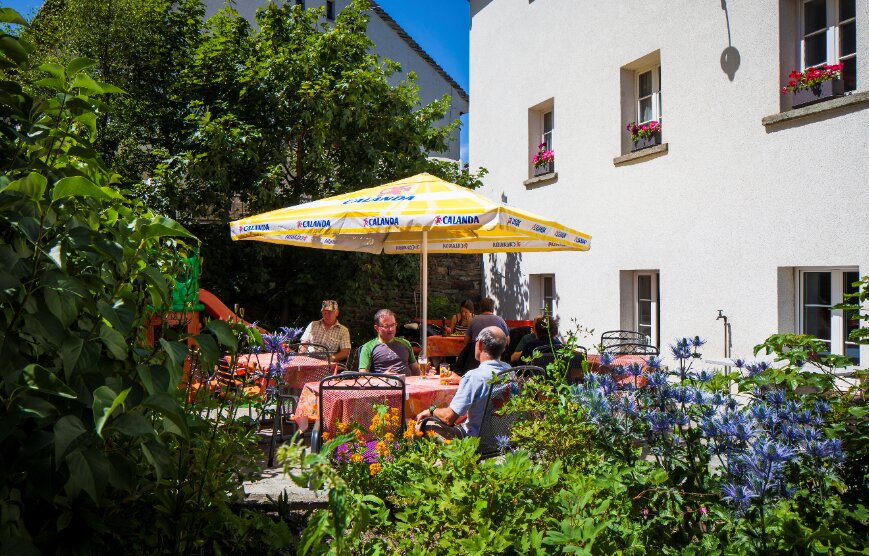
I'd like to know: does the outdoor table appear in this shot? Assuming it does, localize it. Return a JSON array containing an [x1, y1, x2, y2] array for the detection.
[[426, 335, 467, 358], [293, 375, 459, 433], [233, 353, 337, 390], [586, 354, 651, 387]]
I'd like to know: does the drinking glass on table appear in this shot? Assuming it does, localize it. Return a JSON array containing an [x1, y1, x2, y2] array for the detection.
[[439, 363, 452, 385], [417, 356, 427, 377]]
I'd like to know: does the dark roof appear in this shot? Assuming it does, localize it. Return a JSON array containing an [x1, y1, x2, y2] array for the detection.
[[370, 2, 469, 104]]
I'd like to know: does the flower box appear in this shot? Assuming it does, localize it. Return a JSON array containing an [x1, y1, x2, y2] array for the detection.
[[631, 131, 661, 152], [789, 77, 845, 109], [533, 159, 554, 176]]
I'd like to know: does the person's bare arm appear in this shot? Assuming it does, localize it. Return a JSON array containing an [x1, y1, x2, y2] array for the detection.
[[416, 406, 460, 426], [333, 347, 350, 362]]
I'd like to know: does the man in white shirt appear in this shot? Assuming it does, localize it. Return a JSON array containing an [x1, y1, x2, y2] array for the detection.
[[300, 300, 351, 362]]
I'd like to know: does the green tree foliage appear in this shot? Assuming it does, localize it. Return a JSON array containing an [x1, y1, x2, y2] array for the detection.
[[26, 0, 484, 327], [0, 12, 288, 552]]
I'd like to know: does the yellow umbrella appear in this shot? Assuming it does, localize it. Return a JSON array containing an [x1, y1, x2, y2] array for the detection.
[[230, 173, 591, 355]]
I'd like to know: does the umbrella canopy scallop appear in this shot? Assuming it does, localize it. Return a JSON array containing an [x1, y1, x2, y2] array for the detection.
[[230, 173, 591, 254]]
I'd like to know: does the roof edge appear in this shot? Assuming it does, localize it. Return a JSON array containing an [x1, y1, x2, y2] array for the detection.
[[370, 2, 469, 105]]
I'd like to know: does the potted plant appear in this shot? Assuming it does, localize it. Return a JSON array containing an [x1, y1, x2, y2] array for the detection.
[[532, 143, 554, 176], [781, 64, 844, 108], [627, 120, 661, 152]]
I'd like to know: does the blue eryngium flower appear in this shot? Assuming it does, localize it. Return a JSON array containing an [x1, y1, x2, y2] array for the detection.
[[670, 338, 692, 360], [691, 336, 706, 348], [599, 351, 614, 366], [722, 483, 756, 512], [646, 370, 668, 389], [495, 434, 511, 452], [645, 355, 662, 369]]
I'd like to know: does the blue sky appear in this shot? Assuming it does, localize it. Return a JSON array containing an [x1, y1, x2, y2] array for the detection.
[[6, 0, 471, 162]]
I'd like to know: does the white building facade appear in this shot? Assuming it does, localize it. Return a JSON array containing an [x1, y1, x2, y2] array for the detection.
[[203, 0, 469, 161], [470, 0, 868, 363]]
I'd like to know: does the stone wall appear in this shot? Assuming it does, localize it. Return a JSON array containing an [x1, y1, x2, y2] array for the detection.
[[341, 253, 482, 346]]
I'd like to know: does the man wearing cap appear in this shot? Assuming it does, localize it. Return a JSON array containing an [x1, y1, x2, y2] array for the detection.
[[299, 300, 351, 362]]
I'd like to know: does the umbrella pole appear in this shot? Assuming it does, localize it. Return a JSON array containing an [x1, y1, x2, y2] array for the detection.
[[421, 231, 428, 361]]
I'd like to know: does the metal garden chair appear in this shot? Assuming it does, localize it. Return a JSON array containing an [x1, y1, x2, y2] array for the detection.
[[310, 373, 406, 458]]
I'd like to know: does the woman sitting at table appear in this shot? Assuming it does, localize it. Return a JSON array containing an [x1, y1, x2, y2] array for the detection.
[[514, 314, 562, 363], [444, 299, 475, 336]]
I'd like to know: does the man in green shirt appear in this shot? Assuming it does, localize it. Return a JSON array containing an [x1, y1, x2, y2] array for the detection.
[[358, 309, 420, 377]]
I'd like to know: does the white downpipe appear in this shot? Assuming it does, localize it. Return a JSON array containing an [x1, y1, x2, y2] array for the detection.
[[421, 231, 428, 360]]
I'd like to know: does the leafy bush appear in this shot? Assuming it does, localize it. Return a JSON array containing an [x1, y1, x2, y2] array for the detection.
[[0, 14, 293, 552]]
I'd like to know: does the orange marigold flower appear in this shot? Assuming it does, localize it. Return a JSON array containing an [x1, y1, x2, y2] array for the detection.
[[426, 430, 435, 438], [322, 431, 331, 440], [336, 421, 348, 433], [407, 419, 416, 429], [369, 463, 381, 476], [384, 432, 395, 442], [403, 429, 414, 439], [350, 453, 363, 463], [376, 441, 388, 455], [415, 430, 423, 437], [389, 407, 399, 415], [443, 439, 451, 445]]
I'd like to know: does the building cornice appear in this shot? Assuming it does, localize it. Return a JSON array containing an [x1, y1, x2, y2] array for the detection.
[[370, 1, 469, 104]]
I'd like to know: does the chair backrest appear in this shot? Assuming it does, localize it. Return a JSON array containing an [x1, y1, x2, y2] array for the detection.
[[318, 373, 406, 459], [600, 330, 659, 356], [511, 365, 546, 388], [477, 369, 522, 458], [282, 343, 334, 390]]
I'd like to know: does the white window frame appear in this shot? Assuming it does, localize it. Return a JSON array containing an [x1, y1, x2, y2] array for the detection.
[[530, 274, 556, 317], [634, 271, 659, 348], [635, 65, 662, 125], [541, 111, 553, 151], [796, 267, 860, 364], [799, 0, 857, 88]]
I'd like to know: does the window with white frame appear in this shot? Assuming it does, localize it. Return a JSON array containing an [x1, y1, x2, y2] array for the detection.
[[635, 272, 659, 348], [798, 268, 860, 364], [801, 0, 857, 91], [636, 66, 662, 125], [541, 111, 553, 152], [529, 274, 556, 317], [527, 98, 555, 177]]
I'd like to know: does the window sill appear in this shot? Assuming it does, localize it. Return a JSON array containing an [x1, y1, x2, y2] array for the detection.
[[613, 143, 668, 166], [523, 172, 558, 188], [762, 90, 869, 127]]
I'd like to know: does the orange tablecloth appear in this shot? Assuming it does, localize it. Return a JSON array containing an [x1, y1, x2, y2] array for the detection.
[[586, 354, 650, 387], [293, 375, 459, 432], [426, 335, 466, 358], [234, 353, 337, 390]]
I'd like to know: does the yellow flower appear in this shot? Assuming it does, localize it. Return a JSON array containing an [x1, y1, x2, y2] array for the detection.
[[384, 432, 395, 442], [407, 419, 416, 429], [369, 424, 377, 432], [403, 428, 414, 440], [336, 421, 349, 433], [350, 453, 363, 463], [443, 439, 451, 445], [375, 441, 388, 456], [354, 430, 363, 441], [369, 463, 381, 476], [322, 431, 331, 440], [389, 407, 399, 415], [426, 431, 435, 438]]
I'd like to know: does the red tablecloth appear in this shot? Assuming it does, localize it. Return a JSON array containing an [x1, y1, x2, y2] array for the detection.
[[234, 353, 337, 390], [293, 375, 459, 432], [586, 354, 650, 387], [426, 335, 466, 358]]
